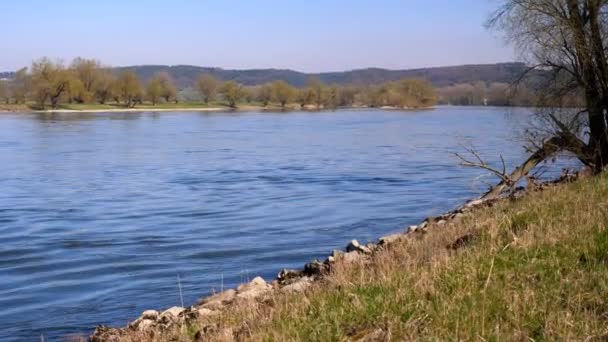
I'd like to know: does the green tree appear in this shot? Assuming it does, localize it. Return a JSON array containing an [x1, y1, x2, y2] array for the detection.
[[196, 74, 219, 104], [219, 81, 243, 108], [95, 69, 116, 104], [271, 80, 295, 108], [242, 86, 254, 104], [146, 78, 163, 105], [71, 57, 102, 103], [30, 58, 72, 109], [307, 77, 325, 108], [257, 83, 273, 107], [339, 86, 358, 107], [155, 72, 177, 103], [323, 85, 340, 109], [297, 87, 315, 108], [116, 71, 142, 108], [391, 78, 437, 108], [65, 76, 86, 104]]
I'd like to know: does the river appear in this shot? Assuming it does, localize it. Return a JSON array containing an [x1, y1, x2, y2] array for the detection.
[[0, 107, 560, 340]]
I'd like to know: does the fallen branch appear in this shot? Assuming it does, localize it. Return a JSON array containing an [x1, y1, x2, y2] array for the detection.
[[481, 136, 563, 199], [455, 147, 511, 185]]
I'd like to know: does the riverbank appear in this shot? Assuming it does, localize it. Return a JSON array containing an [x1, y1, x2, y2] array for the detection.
[[0, 103, 432, 114], [90, 169, 607, 341], [0, 103, 231, 113]]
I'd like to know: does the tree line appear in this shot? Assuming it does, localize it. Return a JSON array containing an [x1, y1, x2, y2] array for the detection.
[[195, 75, 437, 109], [0, 57, 438, 110], [0, 58, 177, 109]]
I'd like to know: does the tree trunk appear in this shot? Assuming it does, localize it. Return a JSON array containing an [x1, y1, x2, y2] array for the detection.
[[566, 0, 608, 171]]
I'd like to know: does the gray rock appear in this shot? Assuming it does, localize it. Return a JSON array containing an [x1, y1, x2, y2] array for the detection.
[[328, 249, 344, 263], [346, 240, 372, 254], [157, 306, 186, 325], [236, 276, 267, 292], [141, 310, 159, 321], [304, 259, 328, 276], [236, 276, 271, 299], [277, 269, 301, 283], [346, 239, 361, 252], [281, 277, 312, 293], [162, 306, 185, 318]]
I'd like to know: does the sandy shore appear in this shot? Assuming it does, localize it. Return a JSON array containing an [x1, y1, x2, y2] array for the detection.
[[35, 107, 229, 113], [0, 104, 435, 114]]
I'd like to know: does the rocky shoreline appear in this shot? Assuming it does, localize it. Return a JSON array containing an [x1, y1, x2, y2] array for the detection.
[[90, 170, 582, 342]]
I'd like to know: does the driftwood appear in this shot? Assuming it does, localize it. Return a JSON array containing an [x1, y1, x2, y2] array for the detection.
[[457, 136, 565, 200], [481, 136, 564, 199]]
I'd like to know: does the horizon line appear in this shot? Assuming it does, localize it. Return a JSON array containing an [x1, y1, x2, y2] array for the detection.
[[0, 61, 525, 75]]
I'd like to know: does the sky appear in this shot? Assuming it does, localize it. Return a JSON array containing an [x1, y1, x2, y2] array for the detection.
[[1, 0, 515, 72]]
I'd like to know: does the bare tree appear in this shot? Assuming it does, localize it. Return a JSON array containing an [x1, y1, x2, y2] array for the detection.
[[307, 77, 325, 109], [297, 87, 315, 108], [116, 71, 142, 108], [155, 72, 177, 103], [146, 78, 163, 105], [196, 74, 219, 104], [489, 0, 608, 173]]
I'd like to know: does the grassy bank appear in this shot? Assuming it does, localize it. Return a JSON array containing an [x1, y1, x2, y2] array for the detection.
[[115, 172, 608, 341]]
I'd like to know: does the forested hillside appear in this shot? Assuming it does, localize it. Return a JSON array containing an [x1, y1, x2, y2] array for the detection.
[[2, 63, 528, 88]]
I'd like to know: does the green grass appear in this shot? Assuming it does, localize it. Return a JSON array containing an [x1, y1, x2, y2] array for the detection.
[[232, 174, 607, 340], [109, 173, 608, 341]]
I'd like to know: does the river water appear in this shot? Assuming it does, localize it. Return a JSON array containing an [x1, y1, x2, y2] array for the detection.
[[0, 107, 561, 340]]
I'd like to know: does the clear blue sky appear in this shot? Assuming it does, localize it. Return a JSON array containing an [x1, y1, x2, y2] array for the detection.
[[1, 0, 514, 72]]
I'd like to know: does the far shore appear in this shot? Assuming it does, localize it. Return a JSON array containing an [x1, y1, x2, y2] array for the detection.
[[0, 103, 443, 114], [35, 107, 228, 113]]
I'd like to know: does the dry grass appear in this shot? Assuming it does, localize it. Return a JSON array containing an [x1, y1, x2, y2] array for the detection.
[[122, 173, 608, 341]]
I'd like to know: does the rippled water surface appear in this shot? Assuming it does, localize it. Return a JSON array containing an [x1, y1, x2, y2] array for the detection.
[[0, 107, 550, 340]]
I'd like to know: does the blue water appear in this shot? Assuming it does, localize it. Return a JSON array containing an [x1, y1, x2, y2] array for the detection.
[[0, 107, 558, 340]]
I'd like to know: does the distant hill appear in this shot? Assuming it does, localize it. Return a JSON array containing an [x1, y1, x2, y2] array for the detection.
[[115, 62, 529, 88], [1, 63, 529, 88]]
